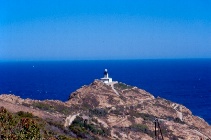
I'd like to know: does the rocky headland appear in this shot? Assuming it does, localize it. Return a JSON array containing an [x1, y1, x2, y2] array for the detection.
[[0, 80, 211, 140]]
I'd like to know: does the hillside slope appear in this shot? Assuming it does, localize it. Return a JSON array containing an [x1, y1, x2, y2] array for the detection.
[[0, 80, 211, 140], [66, 80, 211, 140]]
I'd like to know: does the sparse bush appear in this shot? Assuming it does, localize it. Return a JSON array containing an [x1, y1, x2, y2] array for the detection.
[[110, 106, 125, 115], [174, 117, 184, 124], [82, 96, 100, 109], [0, 107, 77, 139], [139, 113, 155, 121], [154, 102, 176, 113], [89, 108, 108, 117], [22, 102, 31, 107], [32, 102, 53, 111], [0, 107, 42, 140], [16, 111, 34, 118], [114, 83, 133, 90], [69, 116, 110, 138], [129, 123, 154, 137], [119, 95, 127, 102], [127, 111, 155, 121], [114, 131, 122, 138], [32, 102, 71, 115], [130, 124, 148, 132], [57, 135, 79, 140]]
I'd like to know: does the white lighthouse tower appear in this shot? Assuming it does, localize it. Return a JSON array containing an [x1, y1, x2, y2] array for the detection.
[[101, 69, 112, 83]]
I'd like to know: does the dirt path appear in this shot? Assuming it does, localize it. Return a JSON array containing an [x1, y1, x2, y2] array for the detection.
[[64, 113, 79, 127], [108, 82, 120, 96], [172, 103, 183, 121]]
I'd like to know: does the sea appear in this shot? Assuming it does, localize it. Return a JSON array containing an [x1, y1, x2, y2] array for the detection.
[[0, 59, 211, 124]]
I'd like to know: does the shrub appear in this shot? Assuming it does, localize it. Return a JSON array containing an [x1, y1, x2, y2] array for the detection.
[[32, 102, 53, 112], [32, 102, 71, 115], [114, 83, 133, 90], [81, 96, 100, 110], [139, 113, 155, 121], [174, 117, 184, 124], [0, 107, 42, 140], [130, 124, 148, 132], [16, 118, 41, 139], [69, 116, 110, 138], [89, 108, 108, 117], [0, 107, 79, 139], [16, 111, 34, 118], [129, 124, 153, 137], [57, 135, 79, 140]]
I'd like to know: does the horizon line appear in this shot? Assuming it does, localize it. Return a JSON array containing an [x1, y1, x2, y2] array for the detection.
[[0, 57, 211, 62]]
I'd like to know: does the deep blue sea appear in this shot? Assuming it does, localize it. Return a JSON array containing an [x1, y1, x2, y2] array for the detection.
[[0, 59, 211, 124]]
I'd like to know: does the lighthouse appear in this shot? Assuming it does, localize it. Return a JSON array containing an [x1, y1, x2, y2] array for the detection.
[[101, 69, 112, 83], [104, 69, 109, 78]]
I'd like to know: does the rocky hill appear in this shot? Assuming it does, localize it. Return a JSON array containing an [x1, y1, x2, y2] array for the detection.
[[0, 80, 211, 140]]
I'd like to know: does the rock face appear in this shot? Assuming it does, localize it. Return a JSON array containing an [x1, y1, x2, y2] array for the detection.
[[0, 80, 211, 140]]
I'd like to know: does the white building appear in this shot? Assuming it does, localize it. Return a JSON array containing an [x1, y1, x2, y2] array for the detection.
[[101, 69, 112, 83]]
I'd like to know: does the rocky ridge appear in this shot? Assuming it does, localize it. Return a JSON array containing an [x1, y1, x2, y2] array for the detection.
[[0, 80, 211, 140]]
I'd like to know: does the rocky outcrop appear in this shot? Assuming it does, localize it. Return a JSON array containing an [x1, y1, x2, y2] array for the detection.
[[66, 80, 211, 140], [0, 80, 211, 140]]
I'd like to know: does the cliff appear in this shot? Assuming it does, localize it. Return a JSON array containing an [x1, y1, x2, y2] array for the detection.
[[0, 80, 211, 140]]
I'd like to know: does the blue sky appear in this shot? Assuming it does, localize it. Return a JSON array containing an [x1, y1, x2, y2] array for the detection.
[[0, 0, 210, 60]]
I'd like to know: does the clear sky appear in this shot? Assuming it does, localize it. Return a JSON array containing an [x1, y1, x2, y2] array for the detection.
[[0, 0, 210, 60]]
